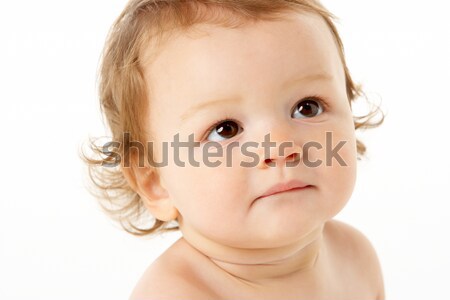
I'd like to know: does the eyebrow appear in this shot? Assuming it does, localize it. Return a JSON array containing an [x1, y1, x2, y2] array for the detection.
[[180, 72, 332, 122]]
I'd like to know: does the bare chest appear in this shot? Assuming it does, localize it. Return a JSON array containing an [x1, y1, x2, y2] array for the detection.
[[197, 270, 374, 300], [192, 253, 375, 300]]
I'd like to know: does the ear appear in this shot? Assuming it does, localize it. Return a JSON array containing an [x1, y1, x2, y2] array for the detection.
[[122, 165, 179, 222]]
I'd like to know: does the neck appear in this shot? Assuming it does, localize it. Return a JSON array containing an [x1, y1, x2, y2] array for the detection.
[[179, 223, 326, 286]]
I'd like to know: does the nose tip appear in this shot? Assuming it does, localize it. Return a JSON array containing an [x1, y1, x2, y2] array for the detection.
[[260, 142, 302, 168], [264, 152, 300, 165]]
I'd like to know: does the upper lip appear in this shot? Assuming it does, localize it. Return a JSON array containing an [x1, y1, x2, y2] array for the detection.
[[256, 179, 311, 200]]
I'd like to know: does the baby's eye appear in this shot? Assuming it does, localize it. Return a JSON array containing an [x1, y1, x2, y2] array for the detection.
[[206, 120, 242, 142], [291, 97, 324, 119]]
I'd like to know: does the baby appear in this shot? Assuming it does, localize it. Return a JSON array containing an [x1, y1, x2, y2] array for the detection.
[[84, 0, 385, 299]]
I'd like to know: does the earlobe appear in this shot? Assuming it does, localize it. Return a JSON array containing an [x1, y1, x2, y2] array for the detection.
[[123, 165, 179, 222]]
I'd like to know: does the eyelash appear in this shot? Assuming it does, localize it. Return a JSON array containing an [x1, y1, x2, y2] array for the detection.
[[307, 94, 330, 111], [201, 115, 239, 142], [200, 95, 330, 141]]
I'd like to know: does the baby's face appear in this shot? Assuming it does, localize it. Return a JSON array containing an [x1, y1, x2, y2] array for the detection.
[[142, 12, 357, 248]]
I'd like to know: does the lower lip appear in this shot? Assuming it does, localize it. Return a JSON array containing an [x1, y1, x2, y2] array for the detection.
[[257, 185, 313, 200]]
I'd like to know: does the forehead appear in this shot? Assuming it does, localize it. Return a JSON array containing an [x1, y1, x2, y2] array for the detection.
[[141, 11, 344, 128]]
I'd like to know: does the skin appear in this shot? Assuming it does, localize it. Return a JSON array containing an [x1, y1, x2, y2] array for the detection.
[[126, 11, 385, 300]]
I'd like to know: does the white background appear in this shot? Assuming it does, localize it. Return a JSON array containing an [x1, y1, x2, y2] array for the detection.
[[1, 0, 449, 299]]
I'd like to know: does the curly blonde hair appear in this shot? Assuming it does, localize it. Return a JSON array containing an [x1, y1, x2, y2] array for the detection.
[[80, 0, 384, 237]]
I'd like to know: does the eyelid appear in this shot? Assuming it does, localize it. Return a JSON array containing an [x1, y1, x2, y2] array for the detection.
[[293, 95, 331, 114], [201, 117, 242, 142]]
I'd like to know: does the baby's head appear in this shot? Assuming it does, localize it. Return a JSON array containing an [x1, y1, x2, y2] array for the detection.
[[83, 0, 383, 245]]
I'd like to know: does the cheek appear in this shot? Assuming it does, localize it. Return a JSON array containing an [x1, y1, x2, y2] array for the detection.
[[314, 123, 357, 216], [161, 153, 249, 234]]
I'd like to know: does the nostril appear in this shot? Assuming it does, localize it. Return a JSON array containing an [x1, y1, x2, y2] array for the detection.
[[264, 158, 273, 165], [286, 153, 298, 161], [264, 153, 300, 165]]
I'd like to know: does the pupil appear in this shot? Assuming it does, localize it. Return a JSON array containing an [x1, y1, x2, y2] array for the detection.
[[300, 101, 317, 116], [217, 121, 237, 137]]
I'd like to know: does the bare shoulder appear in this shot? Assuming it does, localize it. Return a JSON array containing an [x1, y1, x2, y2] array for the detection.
[[129, 240, 217, 300], [128, 264, 207, 300], [324, 219, 385, 300]]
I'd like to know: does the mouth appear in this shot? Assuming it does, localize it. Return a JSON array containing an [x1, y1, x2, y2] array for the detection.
[[255, 179, 313, 200]]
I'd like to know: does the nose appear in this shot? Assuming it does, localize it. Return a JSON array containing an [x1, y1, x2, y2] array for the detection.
[[256, 131, 302, 169]]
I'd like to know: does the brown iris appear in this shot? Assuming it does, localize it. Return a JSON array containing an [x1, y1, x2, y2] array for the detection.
[[215, 121, 239, 139], [295, 99, 321, 118]]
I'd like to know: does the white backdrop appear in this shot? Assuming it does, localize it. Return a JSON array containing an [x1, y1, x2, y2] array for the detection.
[[1, 1, 449, 299]]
